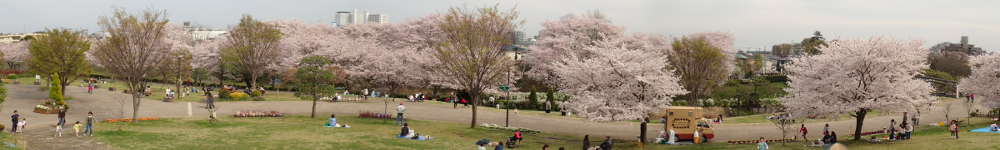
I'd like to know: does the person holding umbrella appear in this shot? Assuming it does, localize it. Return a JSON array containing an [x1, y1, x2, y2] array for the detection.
[[476, 139, 490, 150]]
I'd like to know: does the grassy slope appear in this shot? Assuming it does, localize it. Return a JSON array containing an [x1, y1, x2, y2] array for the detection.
[[663, 118, 1000, 150], [94, 116, 603, 150]]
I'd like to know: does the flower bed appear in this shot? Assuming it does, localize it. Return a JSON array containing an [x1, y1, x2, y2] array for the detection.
[[233, 111, 284, 118], [480, 123, 541, 134], [358, 111, 394, 120], [727, 138, 796, 144], [105, 117, 160, 123], [33, 102, 66, 114]]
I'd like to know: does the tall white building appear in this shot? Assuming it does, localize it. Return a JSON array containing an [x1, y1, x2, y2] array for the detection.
[[335, 11, 353, 26], [367, 14, 387, 24], [334, 9, 387, 27], [183, 22, 227, 41]]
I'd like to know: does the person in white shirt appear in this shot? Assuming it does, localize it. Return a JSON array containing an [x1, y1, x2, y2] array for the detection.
[[396, 103, 406, 125]]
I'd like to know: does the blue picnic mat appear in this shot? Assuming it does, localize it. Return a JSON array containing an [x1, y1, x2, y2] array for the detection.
[[969, 127, 1000, 133]]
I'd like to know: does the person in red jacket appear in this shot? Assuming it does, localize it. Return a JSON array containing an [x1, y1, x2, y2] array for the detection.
[[799, 124, 808, 140]]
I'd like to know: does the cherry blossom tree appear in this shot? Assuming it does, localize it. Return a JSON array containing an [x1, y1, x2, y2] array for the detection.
[[524, 13, 628, 113], [959, 53, 1000, 109], [0, 42, 29, 71], [783, 37, 934, 141], [158, 24, 195, 99], [554, 36, 687, 143], [525, 13, 625, 89], [190, 37, 226, 87]]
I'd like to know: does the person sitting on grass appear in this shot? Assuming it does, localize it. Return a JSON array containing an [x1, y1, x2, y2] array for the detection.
[[810, 138, 824, 147], [400, 123, 412, 138], [990, 122, 998, 131], [325, 114, 350, 128], [599, 136, 614, 150], [507, 130, 523, 146], [494, 141, 504, 150], [397, 123, 432, 140], [869, 136, 880, 143]]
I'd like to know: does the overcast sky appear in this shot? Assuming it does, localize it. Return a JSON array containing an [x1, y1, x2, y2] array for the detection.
[[2, 0, 998, 51]]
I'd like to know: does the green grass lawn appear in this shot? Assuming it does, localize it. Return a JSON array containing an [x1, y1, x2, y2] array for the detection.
[[0, 132, 19, 150], [89, 115, 1000, 150], [10, 77, 343, 102], [725, 110, 884, 124], [660, 117, 1000, 150], [92, 116, 623, 150]]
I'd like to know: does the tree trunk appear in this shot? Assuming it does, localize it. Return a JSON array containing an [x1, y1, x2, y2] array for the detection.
[[853, 108, 868, 141], [311, 93, 318, 118], [686, 94, 699, 106], [470, 90, 479, 128], [640, 117, 648, 143], [176, 74, 182, 98], [250, 73, 258, 90], [131, 92, 142, 123], [218, 65, 225, 88]]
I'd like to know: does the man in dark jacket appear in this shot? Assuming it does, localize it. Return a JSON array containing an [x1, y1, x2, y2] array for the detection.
[[58, 109, 67, 127], [9, 110, 18, 132], [600, 136, 613, 150]]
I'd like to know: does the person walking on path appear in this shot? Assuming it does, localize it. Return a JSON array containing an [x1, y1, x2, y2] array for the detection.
[[87, 83, 94, 94], [73, 121, 82, 137], [16, 118, 26, 133], [58, 109, 67, 127], [396, 103, 407, 125], [85, 112, 95, 136], [53, 123, 63, 137], [799, 124, 808, 140], [9, 110, 18, 133]]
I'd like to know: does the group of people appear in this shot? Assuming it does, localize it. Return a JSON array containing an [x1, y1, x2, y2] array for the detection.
[[887, 119, 914, 141], [407, 93, 426, 102], [814, 124, 837, 146], [9, 110, 96, 137], [580, 135, 614, 150], [655, 127, 677, 145]]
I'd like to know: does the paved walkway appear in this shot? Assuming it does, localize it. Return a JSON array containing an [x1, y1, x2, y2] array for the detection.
[[1, 84, 973, 149]]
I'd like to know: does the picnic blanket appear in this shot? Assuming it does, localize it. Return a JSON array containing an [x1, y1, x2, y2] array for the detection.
[[969, 127, 1000, 133]]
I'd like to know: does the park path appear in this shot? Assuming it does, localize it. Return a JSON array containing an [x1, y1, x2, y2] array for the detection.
[[0, 84, 974, 149]]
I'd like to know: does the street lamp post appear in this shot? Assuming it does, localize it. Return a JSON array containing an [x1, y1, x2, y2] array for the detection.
[[504, 52, 519, 127], [505, 73, 511, 127]]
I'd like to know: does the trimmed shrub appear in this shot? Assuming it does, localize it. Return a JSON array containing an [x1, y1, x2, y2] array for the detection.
[[229, 92, 249, 100], [251, 90, 264, 97], [218, 89, 232, 99]]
